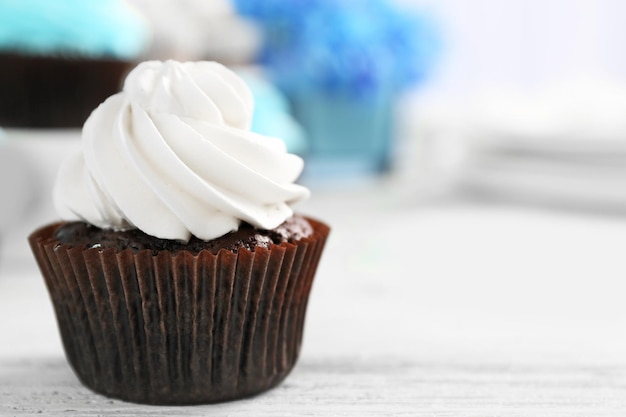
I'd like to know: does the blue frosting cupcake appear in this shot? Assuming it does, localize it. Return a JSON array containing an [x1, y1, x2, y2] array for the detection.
[[237, 70, 307, 156], [0, 0, 150, 127]]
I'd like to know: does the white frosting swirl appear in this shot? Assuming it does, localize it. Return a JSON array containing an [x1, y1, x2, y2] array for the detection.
[[54, 60, 309, 241]]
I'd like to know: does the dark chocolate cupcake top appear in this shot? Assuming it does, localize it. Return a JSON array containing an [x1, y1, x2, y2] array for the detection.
[[54, 215, 313, 255]]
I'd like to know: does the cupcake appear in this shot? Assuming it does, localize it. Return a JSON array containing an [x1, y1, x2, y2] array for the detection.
[[237, 69, 308, 155], [28, 60, 329, 404], [0, 0, 149, 127]]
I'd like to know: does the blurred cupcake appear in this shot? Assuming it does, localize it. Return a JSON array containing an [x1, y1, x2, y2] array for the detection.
[[237, 69, 307, 155], [29, 60, 329, 404], [0, 0, 149, 127]]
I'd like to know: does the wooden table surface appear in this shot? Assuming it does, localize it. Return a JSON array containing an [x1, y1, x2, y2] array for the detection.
[[2, 179, 626, 416]]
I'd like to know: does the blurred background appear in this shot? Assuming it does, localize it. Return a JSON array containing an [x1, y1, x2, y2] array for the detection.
[[2, 0, 626, 288]]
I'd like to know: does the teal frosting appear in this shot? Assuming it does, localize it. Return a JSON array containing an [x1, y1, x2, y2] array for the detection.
[[0, 0, 149, 59], [238, 71, 308, 155]]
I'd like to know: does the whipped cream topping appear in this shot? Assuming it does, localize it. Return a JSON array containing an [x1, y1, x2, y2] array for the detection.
[[54, 60, 310, 241]]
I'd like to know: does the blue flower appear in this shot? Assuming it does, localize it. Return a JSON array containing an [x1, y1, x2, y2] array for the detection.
[[233, 0, 440, 96]]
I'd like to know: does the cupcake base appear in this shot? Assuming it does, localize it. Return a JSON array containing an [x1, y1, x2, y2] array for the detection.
[[0, 53, 131, 128], [29, 217, 329, 405]]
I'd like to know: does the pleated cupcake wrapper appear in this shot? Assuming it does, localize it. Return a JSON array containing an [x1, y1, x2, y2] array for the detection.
[[29, 218, 329, 405]]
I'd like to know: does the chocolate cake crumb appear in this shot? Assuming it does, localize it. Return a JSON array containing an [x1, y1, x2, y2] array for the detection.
[[54, 215, 313, 255]]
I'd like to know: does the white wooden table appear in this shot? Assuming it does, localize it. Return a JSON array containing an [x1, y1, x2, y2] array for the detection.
[[2, 179, 626, 416]]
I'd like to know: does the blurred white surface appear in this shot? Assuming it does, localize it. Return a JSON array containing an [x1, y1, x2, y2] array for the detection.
[[397, 77, 626, 213], [0, 130, 80, 266]]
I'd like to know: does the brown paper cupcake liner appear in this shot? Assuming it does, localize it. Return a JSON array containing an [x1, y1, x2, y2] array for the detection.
[[29, 217, 330, 405]]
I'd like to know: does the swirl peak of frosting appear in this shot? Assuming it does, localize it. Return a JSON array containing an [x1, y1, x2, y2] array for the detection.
[[54, 60, 310, 241]]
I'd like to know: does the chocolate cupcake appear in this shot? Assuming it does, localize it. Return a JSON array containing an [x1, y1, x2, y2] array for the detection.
[[0, 54, 133, 128], [0, 0, 149, 127], [29, 60, 329, 404]]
